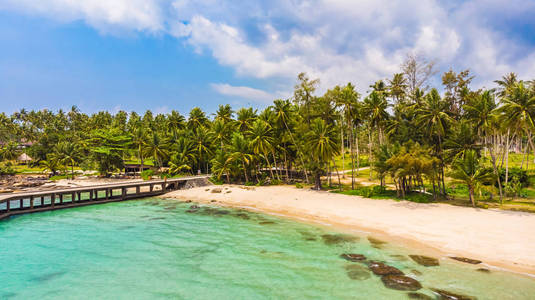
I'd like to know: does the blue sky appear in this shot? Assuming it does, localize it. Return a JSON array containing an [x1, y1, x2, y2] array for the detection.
[[1, 0, 534, 115]]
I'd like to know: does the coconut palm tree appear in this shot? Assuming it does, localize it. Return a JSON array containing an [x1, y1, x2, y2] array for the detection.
[[449, 150, 495, 207], [40, 154, 60, 176], [191, 127, 212, 173], [131, 126, 147, 176], [143, 132, 169, 170], [248, 119, 275, 179], [56, 141, 82, 179], [187, 107, 209, 130], [236, 107, 257, 132], [304, 118, 340, 190], [215, 104, 234, 124], [415, 89, 453, 194], [226, 133, 253, 182]]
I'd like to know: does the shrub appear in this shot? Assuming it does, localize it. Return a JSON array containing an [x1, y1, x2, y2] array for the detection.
[[295, 183, 304, 189], [245, 181, 255, 186], [498, 168, 528, 187], [0, 164, 16, 175], [141, 169, 154, 180]]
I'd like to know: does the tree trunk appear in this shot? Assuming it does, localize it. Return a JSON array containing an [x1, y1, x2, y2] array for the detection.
[[469, 186, 475, 207], [368, 131, 373, 181], [242, 161, 249, 183], [332, 158, 342, 191], [505, 129, 510, 186], [341, 118, 345, 179], [264, 154, 274, 179], [349, 123, 355, 190], [314, 171, 322, 190]]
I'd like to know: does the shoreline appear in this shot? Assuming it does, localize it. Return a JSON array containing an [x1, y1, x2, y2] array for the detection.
[[162, 184, 535, 277]]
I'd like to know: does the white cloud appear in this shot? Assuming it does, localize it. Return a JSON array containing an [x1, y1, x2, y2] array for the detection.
[[211, 83, 277, 103], [0, 0, 164, 33], [1, 0, 534, 94]]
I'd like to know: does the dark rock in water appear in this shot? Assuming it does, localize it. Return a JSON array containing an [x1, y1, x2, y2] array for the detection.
[[186, 205, 200, 213], [259, 221, 276, 225], [345, 264, 371, 280], [411, 269, 423, 276], [409, 255, 440, 267], [407, 292, 434, 299], [431, 289, 476, 300], [1, 292, 17, 299], [211, 200, 217, 202], [164, 205, 177, 210], [368, 236, 387, 245], [211, 188, 223, 193], [449, 257, 482, 264], [381, 275, 422, 291], [185, 200, 192, 203], [321, 234, 359, 246], [235, 212, 251, 220], [32, 271, 67, 283], [197, 207, 230, 216], [476, 268, 490, 273], [340, 253, 366, 262], [368, 261, 404, 276]]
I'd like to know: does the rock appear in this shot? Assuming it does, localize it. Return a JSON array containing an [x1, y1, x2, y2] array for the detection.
[[368, 236, 387, 245], [368, 261, 404, 276], [476, 268, 490, 273], [431, 289, 477, 300], [226, 191, 232, 193], [345, 264, 371, 280], [185, 205, 200, 213], [259, 221, 276, 225], [381, 275, 422, 291], [234, 212, 250, 220], [407, 292, 434, 299], [321, 234, 359, 246], [185, 200, 192, 203], [340, 253, 367, 262], [411, 269, 423, 276], [449, 257, 482, 264], [409, 255, 440, 267], [211, 188, 222, 193], [211, 200, 217, 202]]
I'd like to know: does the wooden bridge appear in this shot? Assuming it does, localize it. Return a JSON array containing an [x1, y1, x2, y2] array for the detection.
[[0, 176, 210, 221]]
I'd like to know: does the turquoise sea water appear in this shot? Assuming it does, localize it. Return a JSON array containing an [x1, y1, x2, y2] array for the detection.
[[1, 198, 534, 299]]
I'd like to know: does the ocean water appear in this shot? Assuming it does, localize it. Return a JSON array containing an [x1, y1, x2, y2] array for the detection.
[[1, 198, 534, 300]]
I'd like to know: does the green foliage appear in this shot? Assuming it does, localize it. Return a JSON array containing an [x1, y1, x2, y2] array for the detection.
[[295, 183, 304, 188], [0, 163, 16, 175], [140, 169, 154, 180], [498, 167, 528, 187]]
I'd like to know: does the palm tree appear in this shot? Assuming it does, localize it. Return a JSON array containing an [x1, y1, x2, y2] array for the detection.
[[236, 107, 257, 132], [131, 126, 147, 176], [215, 104, 234, 124], [167, 110, 186, 135], [273, 99, 309, 182], [211, 150, 232, 183], [449, 150, 495, 207], [248, 119, 275, 179], [415, 89, 453, 194], [56, 141, 81, 179], [499, 82, 535, 167], [191, 127, 212, 173], [40, 154, 60, 176], [210, 119, 231, 148], [304, 118, 340, 190], [227, 133, 253, 182], [143, 132, 168, 170], [388, 73, 408, 104], [0, 142, 19, 161], [187, 107, 208, 130]]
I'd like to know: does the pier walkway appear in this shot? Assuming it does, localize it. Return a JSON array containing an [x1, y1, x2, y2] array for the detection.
[[0, 176, 210, 220]]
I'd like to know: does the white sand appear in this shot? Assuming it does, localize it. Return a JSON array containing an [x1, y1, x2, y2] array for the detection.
[[164, 185, 535, 275]]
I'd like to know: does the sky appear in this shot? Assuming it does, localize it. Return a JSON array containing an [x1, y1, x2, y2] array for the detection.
[[0, 0, 534, 115]]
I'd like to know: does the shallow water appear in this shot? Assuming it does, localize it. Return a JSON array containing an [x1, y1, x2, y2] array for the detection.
[[1, 198, 534, 299]]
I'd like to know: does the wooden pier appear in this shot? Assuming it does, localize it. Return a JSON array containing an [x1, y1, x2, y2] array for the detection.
[[0, 176, 210, 221]]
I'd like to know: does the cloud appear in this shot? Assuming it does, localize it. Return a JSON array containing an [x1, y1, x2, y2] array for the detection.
[[1, 0, 534, 94], [211, 83, 277, 103], [0, 0, 165, 33]]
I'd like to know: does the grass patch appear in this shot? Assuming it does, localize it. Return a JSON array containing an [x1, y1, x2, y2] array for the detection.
[[333, 185, 432, 203]]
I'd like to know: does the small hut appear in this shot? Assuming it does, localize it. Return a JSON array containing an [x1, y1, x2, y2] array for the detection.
[[17, 153, 33, 165]]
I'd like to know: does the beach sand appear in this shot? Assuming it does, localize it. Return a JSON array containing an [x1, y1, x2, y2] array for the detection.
[[164, 184, 535, 276]]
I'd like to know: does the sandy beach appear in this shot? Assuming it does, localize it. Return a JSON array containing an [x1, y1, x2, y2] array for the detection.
[[164, 184, 535, 276]]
